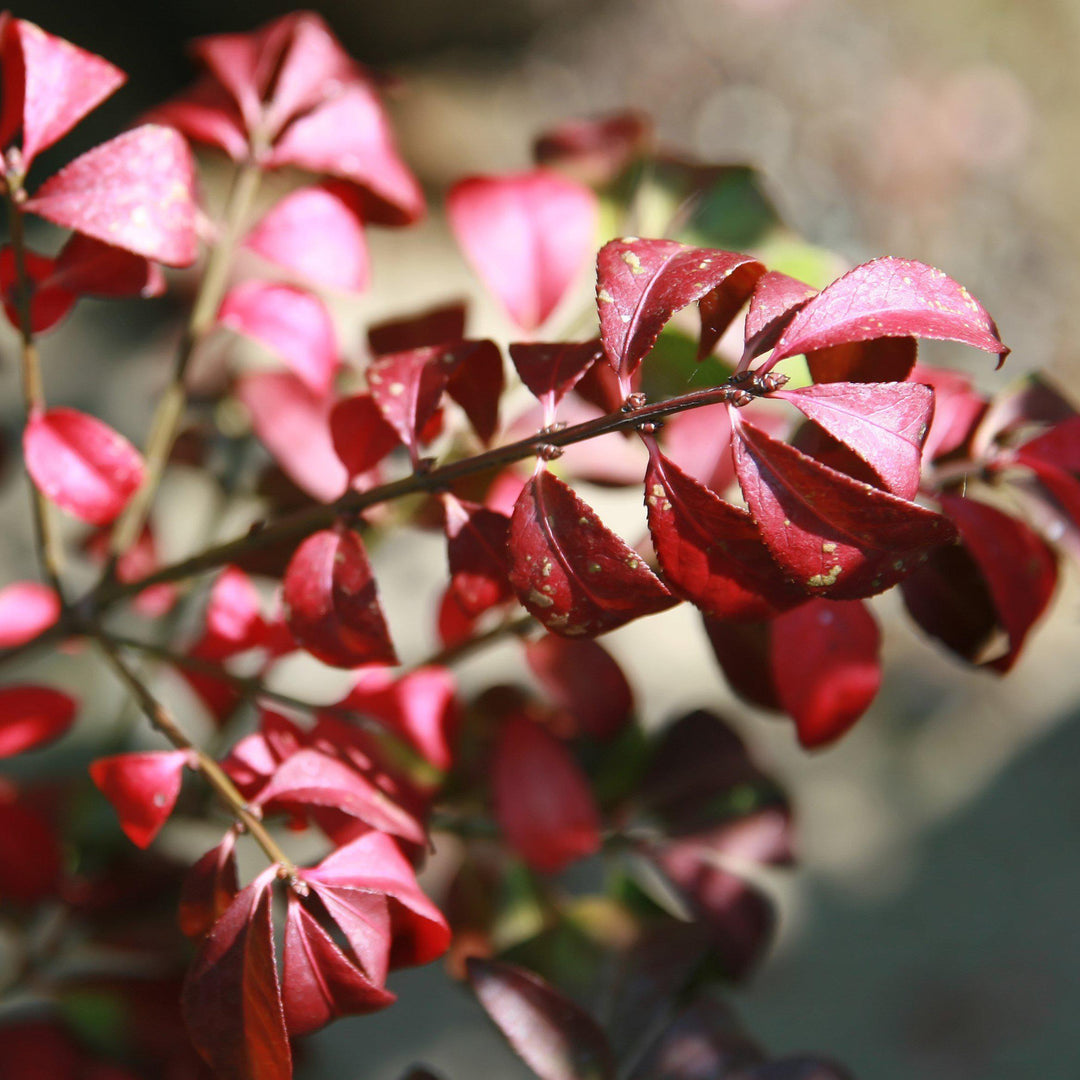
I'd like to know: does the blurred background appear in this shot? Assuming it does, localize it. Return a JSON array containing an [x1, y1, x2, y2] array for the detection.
[[4, 1, 1080, 1078]]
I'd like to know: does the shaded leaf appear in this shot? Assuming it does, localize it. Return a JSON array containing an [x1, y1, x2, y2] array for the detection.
[[24, 407, 145, 525], [533, 110, 652, 185], [771, 600, 881, 747], [646, 447, 804, 620], [805, 338, 918, 385], [148, 74, 249, 161], [493, 714, 601, 873], [596, 238, 763, 382], [508, 470, 675, 636], [368, 346, 448, 462], [448, 169, 598, 331], [467, 957, 616, 1080], [743, 270, 817, 359], [179, 833, 240, 939], [182, 870, 292, 1080], [510, 340, 604, 416], [443, 495, 513, 618], [26, 125, 199, 266], [702, 617, 781, 712], [913, 364, 987, 463], [443, 339, 505, 444], [89, 750, 189, 848], [0, 685, 77, 758], [733, 419, 955, 598], [368, 302, 467, 356], [330, 393, 401, 478], [0, 787, 62, 903]]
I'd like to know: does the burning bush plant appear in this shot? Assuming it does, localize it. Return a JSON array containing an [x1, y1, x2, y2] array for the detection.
[[0, 11, 1076, 1080]]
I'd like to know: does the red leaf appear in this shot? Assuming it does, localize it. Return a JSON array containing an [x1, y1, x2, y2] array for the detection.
[[510, 340, 603, 415], [805, 338, 918, 385], [330, 393, 401, 478], [368, 346, 449, 461], [303, 830, 451, 968], [646, 447, 804, 620], [443, 496, 513, 618], [914, 364, 987, 462], [702, 617, 781, 712], [467, 957, 616, 1080], [182, 870, 292, 1080], [4, 18, 126, 167], [733, 419, 955, 598], [148, 75, 249, 161], [24, 407, 145, 525], [443, 340, 504, 445], [179, 834, 240, 939], [89, 750, 189, 848], [204, 566, 267, 650], [0, 582, 61, 648], [493, 714, 600, 872], [596, 238, 763, 383], [743, 270, 817, 359], [219, 281, 339, 397], [244, 183, 370, 293], [508, 470, 675, 636], [284, 528, 396, 668], [255, 747, 423, 843], [269, 84, 425, 226], [437, 584, 478, 648], [776, 381, 932, 499], [0, 685, 76, 758], [524, 634, 633, 740], [938, 495, 1057, 672], [236, 372, 348, 502], [765, 257, 1008, 370], [771, 600, 881, 747], [534, 110, 652, 185], [0, 788, 62, 904], [368, 301, 467, 356], [25, 125, 199, 267], [1017, 415, 1080, 474], [0, 246, 75, 332], [282, 893, 395, 1035], [660, 402, 736, 495], [51, 232, 165, 300], [448, 170, 597, 331]]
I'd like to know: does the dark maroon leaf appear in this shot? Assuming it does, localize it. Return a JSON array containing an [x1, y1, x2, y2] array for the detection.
[[771, 600, 882, 747], [330, 393, 401, 478], [467, 957, 616, 1080], [1016, 415, 1080, 474], [703, 617, 781, 712], [733, 419, 955, 598], [282, 893, 395, 1035], [646, 446, 804, 620], [765, 257, 1007, 370], [776, 381, 932, 499], [283, 528, 397, 668], [524, 634, 633, 740], [368, 346, 448, 462], [492, 714, 601, 872], [743, 270, 818, 360], [368, 302, 467, 356], [510, 340, 604, 416], [806, 338, 918, 385], [533, 110, 652, 185], [973, 373, 1077, 458], [182, 870, 291, 1080], [596, 238, 763, 383], [938, 494, 1057, 672], [443, 339, 504, 444], [0, 785, 62, 904], [179, 834, 240, 939], [508, 469, 675, 636], [443, 495, 513, 617]]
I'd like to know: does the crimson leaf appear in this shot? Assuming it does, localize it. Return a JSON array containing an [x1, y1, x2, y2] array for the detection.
[[89, 750, 189, 848], [0, 685, 77, 758]]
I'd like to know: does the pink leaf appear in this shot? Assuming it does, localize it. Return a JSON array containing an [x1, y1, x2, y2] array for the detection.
[[0, 582, 61, 649], [89, 750, 188, 848], [443, 495, 513, 618], [147, 75, 249, 161], [182, 871, 292, 1080], [330, 393, 401, 478], [492, 714, 601, 873], [24, 407, 145, 525], [282, 894, 395, 1036], [937, 495, 1057, 672], [204, 566, 265, 649], [254, 747, 423, 843], [219, 281, 339, 397], [244, 183, 370, 293], [771, 600, 882, 747], [596, 238, 763, 383], [776, 381, 933, 499], [283, 529, 397, 668], [25, 125, 199, 267], [304, 830, 451, 968], [448, 170, 598, 331], [733, 419, 955, 599], [179, 834, 240, 940], [510, 340, 604, 415], [765, 257, 1008, 370], [467, 957, 615, 1080], [0, 685, 77, 758], [524, 634, 633, 740], [646, 446, 804, 620], [4, 18, 126, 167], [269, 84, 425, 226], [508, 469, 675, 636]]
